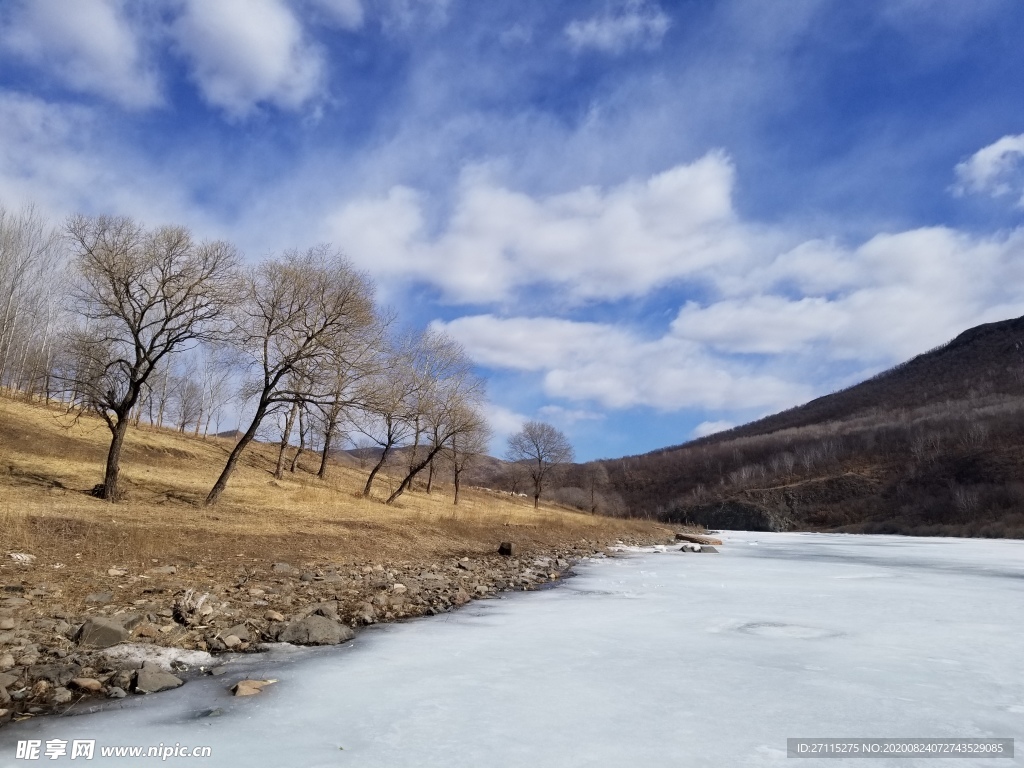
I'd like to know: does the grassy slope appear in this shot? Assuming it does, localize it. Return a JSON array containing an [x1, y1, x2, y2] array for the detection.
[[0, 395, 665, 607]]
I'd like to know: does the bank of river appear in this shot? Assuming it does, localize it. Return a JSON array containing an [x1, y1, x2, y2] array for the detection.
[[2, 532, 1022, 767]]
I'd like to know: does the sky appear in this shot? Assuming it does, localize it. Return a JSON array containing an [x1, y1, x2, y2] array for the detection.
[[2, 0, 1024, 461]]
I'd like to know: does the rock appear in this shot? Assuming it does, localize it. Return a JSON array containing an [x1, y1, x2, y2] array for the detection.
[[271, 563, 294, 574], [133, 665, 184, 694], [28, 663, 81, 687], [69, 677, 103, 693], [264, 610, 285, 622], [107, 686, 127, 699], [675, 533, 724, 546], [108, 568, 128, 577], [276, 615, 354, 645], [453, 587, 471, 606], [134, 624, 160, 639], [31, 680, 51, 698], [84, 591, 113, 604], [299, 572, 315, 582], [0, 672, 18, 689], [223, 624, 251, 643], [147, 565, 177, 575], [0, 618, 15, 630], [51, 686, 73, 704], [1, 597, 29, 608], [392, 583, 408, 594], [231, 679, 276, 697], [222, 635, 242, 649], [700, 545, 720, 553], [0, 653, 14, 671], [0, 685, 8, 705], [456, 561, 473, 571], [498, 542, 515, 557], [77, 617, 129, 648]]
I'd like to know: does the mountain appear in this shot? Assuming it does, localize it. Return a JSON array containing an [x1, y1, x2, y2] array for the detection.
[[562, 316, 1024, 538]]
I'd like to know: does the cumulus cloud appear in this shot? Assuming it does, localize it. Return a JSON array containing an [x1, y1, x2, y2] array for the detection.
[[171, 0, 324, 117], [565, 0, 670, 55], [327, 152, 755, 303], [953, 133, 1024, 206], [434, 314, 812, 413], [0, 0, 160, 109]]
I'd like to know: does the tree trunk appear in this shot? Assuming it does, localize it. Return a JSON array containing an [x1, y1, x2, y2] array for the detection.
[[363, 441, 393, 497], [290, 407, 306, 472], [426, 457, 435, 494], [206, 400, 269, 506], [275, 401, 299, 479], [453, 467, 461, 505], [101, 414, 131, 501], [386, 445, 445, 505]]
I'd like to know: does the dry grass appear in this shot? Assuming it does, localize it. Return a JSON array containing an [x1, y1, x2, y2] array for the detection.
[[0, 394, 666, 605]]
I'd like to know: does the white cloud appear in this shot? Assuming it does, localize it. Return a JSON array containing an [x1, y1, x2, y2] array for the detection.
[[692, 420, 735, 438], [953, 133, 1024, 206], [1, 0, 160, 109], [327, 152, 756, 303], [434, 314, 812, 413], [171, 0, 324, 117], [565, 0, 670, 55]]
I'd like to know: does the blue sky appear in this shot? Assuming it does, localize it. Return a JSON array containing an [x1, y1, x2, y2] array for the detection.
[[3, 0, 1024, 460]]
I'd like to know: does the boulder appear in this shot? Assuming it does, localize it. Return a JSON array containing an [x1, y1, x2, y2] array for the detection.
[[76, 617, 129, 648], [700, 545, 720, 553], [276, 615, 353, 645], [223, 624, 251, 643], [133, 665, 184, 694]]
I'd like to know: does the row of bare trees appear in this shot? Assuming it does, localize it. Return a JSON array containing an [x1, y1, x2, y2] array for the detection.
[[0, 206, 492, 506]]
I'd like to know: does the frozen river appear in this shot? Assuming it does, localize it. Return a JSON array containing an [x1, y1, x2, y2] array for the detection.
[[2, 532, 1022, 767]]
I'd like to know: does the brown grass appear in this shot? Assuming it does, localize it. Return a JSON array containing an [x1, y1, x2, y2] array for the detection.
[[0, 394, 666, 606]]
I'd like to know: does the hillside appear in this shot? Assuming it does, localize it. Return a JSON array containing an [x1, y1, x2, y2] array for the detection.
[[553, 316, 1024, 538]]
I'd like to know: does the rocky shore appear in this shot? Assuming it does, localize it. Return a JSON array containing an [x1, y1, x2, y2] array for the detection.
[[1, 533, 688, 725]]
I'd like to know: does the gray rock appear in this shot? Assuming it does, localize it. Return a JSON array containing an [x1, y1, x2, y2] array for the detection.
[[271, 562, 294, 574], [84, 592, 113, 604], [0, 672, 18, 689], [52, 687, 73, 705], [107, 686, 127, 699], [223, 624, 251, 643], [0, 685, 8, 705], [699, 545, 719, 553], [76, 617, 129, 648], [116, 613, 145, 631], [133, 666, 184, 694], [0, 618, 15, 630], [147, 565, 177, 575], [276, 615, 354, 645], [27, 663, 81, 687]]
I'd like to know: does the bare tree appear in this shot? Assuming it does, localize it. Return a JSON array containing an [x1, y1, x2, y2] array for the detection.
[[64, 215, 238, 500], [446, 418, 492, 505], [505, 421, 575, 508], [384, 333, 485, 505], [205, 246, 375, 505]]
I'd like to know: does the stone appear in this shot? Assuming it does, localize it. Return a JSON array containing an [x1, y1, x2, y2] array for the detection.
[[51, 686, 73, 704], [231, 679, 276, 697], [133, 666, 183, 694], [264, 610, 285, 622], [84, 592, 113, 604], [77, 617, 129, 648], [134, 623, 160, 639], [276, 615, 354, 646], [31, 680, 51, 698], [107, 686, 127, 699], [700, 545, 720, 553], [498, 542, 515, 557], [391, 583, 407, 594], [0, 672, 18, 689], [147, 565, 177, 575], [299, 572, 315, 582], [453, 587, 471, 606], [116, 613, 145, 630], [69, 677, 103, 693], [1, 597, 29, 608], [0, 618, 15, 630], [456, 561, 473, 571], [222, 635, 242, 649], [0, 685, 8, 705], [223, 624, 251, 643], [28, 663, 81, 687], [271, 563, 294, 574], [108, 568, 128, 577], [0, 653, 14, 671]]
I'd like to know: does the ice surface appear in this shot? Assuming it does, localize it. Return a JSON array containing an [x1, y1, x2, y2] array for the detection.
[[2, 532, 1022, 767]]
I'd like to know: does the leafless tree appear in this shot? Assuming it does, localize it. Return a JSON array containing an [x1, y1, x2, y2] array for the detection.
[[505, 420, 575, 508], [0, 204, 67, 396], [446, 418, 492, 505], [384, 333, 485, 505], [64, 215, 239, 500], [205, 246, 375, 505]]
